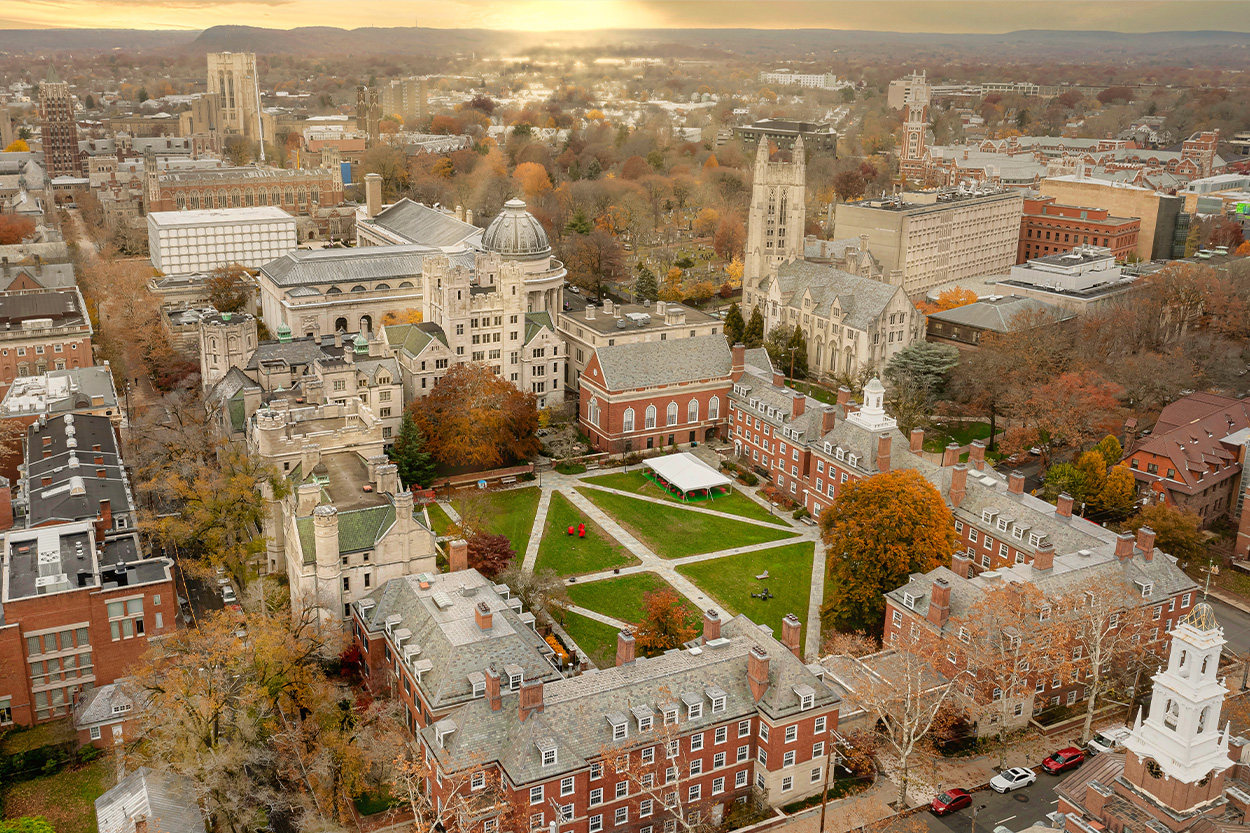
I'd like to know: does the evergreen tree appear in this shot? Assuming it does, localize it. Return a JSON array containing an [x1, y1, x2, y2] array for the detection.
[[564, 208, 592, 236], [586, 158, 602, 180], [388, 411, 436, 489], [743, 306, 765, 348], [786, 325, 809, 378], [634, 263, 659, 302], [723, 302, 745, 345]]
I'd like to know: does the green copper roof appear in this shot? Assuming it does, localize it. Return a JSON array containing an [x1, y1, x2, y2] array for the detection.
[[296, 503, 397, 564]]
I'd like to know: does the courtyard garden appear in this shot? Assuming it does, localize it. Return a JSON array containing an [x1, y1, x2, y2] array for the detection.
[[533, 492, 638, 575], [576, 488, 797, 559], [676, 542, 816, 653]]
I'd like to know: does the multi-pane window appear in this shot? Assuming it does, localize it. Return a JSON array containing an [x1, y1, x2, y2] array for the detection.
[[715, 726, 727, 744], [107, 598, 144, 640]]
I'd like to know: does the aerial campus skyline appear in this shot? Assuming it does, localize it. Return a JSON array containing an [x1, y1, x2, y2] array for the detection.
[[0, 0, 1247, 33]]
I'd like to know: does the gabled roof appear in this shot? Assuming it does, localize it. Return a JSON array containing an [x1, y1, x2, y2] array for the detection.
[[1132, 393, 1250, 492], [259, 244, 430, 287], [592, 334, 731, 392], [761, 260, 906, 331], [295, 501, 397, 564], [385, 322, 449, 357], [927, 295, 1074, 333], [366, 198, 483, 248], [523, 311, 554, 345], [95, 767, 206, 833]]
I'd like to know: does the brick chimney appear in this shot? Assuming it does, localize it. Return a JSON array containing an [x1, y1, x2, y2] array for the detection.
[[1115, 532, 1135, 561], [910, 427, 925, 454], [731, 343, 745, 381], [773, 370, 785, 388], [821, 407, 836, 433], [133, 818, 148, 833], [1057, 493, 1074, 519], [485, 667, 502, 711], [1033, 541, 1055, 572], [781, 614, 802, 658], [448, 539, 468, 572], [1137, 526, 1156, 561], [616, 631, 636, 666], [1008, 471, 1025, 495], [927, 578, 951, 627], [747, 646, 770, 702], [0, 480, 12, 532], [519, 679, 545, 722], [792, 394, 806, 420], [703, 609, 721, 643], [949, 464, 968, 508], [474, 601, 493, 631], [969, 441, 986, 471], [942, 443, 960, 467], [877, 433, 892, 473], [952, 551, 972, 578], [837, 386, 852, 417], [95, 498, 112, 540]]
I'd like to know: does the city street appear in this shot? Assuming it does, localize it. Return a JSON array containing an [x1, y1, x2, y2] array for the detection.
[[924, 778, 1062, 833], [1207, 596, 1250, 660]]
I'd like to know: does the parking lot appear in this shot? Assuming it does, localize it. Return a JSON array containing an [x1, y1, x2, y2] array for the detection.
[[924, 776, 1063, 833]]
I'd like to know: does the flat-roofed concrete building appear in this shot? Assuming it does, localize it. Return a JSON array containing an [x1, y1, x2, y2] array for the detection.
[[148, 207, 297, 276], [732, 119, 837, 154], [832, 189, 1023, 298]]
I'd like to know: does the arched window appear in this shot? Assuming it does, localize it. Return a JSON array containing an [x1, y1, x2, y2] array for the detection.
[[188, 191, 200, 210], [244, 188, 254, 207], [708, 395, 719, 420], [230, 188, 241, 207], [284, 187, 295, 205], [667, 401, 678, 426], [688, 399, 699, 423], [334, 317, 348, 332], [351, 285, 367, 292], [326, 286, 343, 295], [399, 281, 414, 288], [359, 315, 372, 333], [1180, 650, 1187, 669], [375, 283, 390, 291], [1164, 699, 1179, 730], [175, 192, 186, 209], [257, 188, 268, 206], [588, 397, 600, 428], [310, 186, 320, 204], [1199, 706, 1210, 733], [645, 405, 656, 430], [298, 186, 307, 205], [623, 407, 635, 433], [1201, 655, 1209, 675]]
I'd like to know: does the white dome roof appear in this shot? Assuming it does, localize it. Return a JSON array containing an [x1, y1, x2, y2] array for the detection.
[[482, 199, 551, 261]]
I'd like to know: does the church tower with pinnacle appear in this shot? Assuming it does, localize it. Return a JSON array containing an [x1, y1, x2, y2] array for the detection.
[[1122, 601, 1233, 815], [742, 137, 806, 318]]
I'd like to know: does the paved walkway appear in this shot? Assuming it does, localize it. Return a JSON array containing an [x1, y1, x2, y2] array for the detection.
[[519, 489, 553, 573], [567, 604, 630, 629]]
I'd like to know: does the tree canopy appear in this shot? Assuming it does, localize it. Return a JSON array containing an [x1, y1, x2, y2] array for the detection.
[[821, 469, 956, 634], [412, 363, 540, 469], [388, 410, 435, 489]]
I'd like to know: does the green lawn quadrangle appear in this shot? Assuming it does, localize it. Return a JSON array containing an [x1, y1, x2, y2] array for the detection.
[[534, 491, 638, 575], [677, 542, 816, 653], [567, 571, 697, 625], [445, 487, 541, 554], [576, 488, 796, 559], [425, 502, 455, 536], [581, 469, 786, 525], [561, 610, 624, 670]]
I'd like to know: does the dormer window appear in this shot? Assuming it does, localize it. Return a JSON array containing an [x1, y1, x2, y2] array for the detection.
[[537, 738, 558, 766], [996, 518, 1008, 532], [982, 509, 997, 524], [794, 684, 815, 710], [608, 713, 628, 741], [706, 686, 727, 714], [662, 705, 678, 725], [902, 591, 918, 610], [836, 448, 845, 461], [1137, 581, 1154, 598], [682, 693, 703, 720], [633, 704, 654, 732], [1028, 533, 1042, 548]]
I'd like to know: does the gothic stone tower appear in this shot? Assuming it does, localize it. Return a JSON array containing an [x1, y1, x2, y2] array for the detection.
[[743, 136, 806, 316], [899, 71, 930, 184], [1122, 602, 1232, 816], [198, 310, 258, 391]]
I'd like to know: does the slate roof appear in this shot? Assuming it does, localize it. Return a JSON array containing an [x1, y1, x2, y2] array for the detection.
[[243, 335, 343, 371], [95, 767, 206, 833], [927, 295, 1074, 332], [75, 678, 148, 728], [593, 334, 731, 392], [357, 569, 563, 714], [366, 198, 483, 248], [295, 501, 397, 564], [761, 261, 904, 331], [523, 311, 554, 345], [206, 367, 258, 409], [1131, 393, 1250, 493], [259, 244, 430, 287], [422, 615, 839, 785], [385, 322, 448, 356]]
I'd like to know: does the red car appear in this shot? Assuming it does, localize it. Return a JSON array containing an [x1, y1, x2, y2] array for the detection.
[[931, 788, 973, 815], [1043, 747, 1086, 774]]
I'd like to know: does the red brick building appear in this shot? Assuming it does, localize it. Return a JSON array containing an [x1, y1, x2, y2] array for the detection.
[[1018, 196, 1141, 263], [0, 522, 176, 727], [580, 335, 732, 455], [0, 287, 93, 398], [351, 566, 844, 830], [1119, 392, 1250, 538]]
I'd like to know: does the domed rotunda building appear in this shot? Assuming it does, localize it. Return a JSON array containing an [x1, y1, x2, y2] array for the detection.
[[477, 198, 566, 316]]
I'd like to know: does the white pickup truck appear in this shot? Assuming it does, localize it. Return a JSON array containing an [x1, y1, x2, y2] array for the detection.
[[1088, 726, 1131, 754]]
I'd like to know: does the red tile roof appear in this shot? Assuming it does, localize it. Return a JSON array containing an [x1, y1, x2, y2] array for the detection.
[[1132, 393, 1250, 493]]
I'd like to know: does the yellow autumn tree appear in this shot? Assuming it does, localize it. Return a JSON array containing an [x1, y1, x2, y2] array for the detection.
[[726, 257, 744, 288], [703, 154, 719, 169], [4, 139, 29, 153]]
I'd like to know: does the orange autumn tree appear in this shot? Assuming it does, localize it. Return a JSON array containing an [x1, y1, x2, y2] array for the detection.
[[632, 588, 699, 655], [917, 286, 979, 315], [411, 363, 540, 468], [821, 469, 956, 634]]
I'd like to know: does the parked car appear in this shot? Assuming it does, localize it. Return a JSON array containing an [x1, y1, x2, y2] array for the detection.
[[221, 586, 237, 604], [1088, 727, 1131, 755], [989, 767, 1037, 793], [1042, 747, 1086, 774], [930, 789, 973, 815]]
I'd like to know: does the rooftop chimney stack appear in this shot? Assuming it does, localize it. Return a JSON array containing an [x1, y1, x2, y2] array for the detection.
[[877, 433, 892, 473], [364, 172, 382, 218], [773, 370, 785, 388], [1137, 526, 1156, 561], [969, 440, 986, 471], [1033, 541, 1055, 572], [1115, 532, 1135, 561], [731, 343, 745, 380], [485, 667, 502, 711], [1008, 471, 1025, 495], [747, 646, 770, 702], [927, 577, 951, 627], [910, 427, 925, 454], [950, 464, 968, 508], [781, 614, 802, 658], [519, 679, 545, 722], [616, 630, 636, 667], [448, 539, 469, 572], [792, 394, 806, 420], [942, 443, 960, 467], [837, 386, 852, 417], [1057, 493, 1074, 519], [952, 551, 972, 578], [474, 601, 493, 631], [822, 406, 836, 433], [702, 609, 721, 643]]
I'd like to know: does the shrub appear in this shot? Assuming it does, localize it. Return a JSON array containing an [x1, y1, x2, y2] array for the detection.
[[519, 471, 536, 482], [793, 507, 810, 520], [77, 744, 103, 764], [624, 453, 643, 466], [741, 472, 758, 487], [554, 462, 587, 475]]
